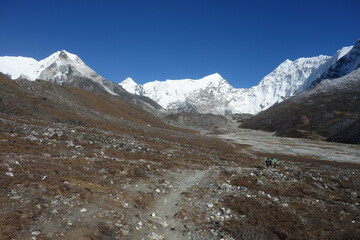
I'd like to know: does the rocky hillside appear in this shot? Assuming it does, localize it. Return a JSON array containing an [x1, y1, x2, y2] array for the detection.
[[1, 72, 360, 239], [242, 68, 360, 144]]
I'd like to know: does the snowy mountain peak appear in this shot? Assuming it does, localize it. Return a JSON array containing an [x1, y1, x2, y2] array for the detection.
[[201, 72, 223, 80], [119, 73, 233, 111], [2, 41, 359, 115], [119, 77, 143, 95], [310, 40, 359, 86], [30, 50, 99, 85], [40, 50, 80, 65], [124, 47, 353, 115], [0, 50, 121, 95], [298, 46, 353, 92], [122, 77, 137, 85], [0, 56, 38, 79], [337, 46, 353, 59]]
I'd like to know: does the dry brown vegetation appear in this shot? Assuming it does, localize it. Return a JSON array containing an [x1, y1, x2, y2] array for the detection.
[[0, 74, 359, 239], [219, 154, 360, 240]]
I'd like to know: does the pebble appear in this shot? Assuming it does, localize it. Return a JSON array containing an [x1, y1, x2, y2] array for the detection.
[[80, 208, 87, 212], [31, 231, 41, 236], [148, 232, 164, 240]]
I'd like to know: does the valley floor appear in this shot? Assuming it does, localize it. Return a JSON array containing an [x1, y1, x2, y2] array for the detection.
[[217, 128, 360, 164], [1, 115, 360, 240]]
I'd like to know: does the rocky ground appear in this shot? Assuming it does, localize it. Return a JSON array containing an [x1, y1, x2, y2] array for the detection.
[[1, 114, 360, 240], [1, 74, 360, 240]]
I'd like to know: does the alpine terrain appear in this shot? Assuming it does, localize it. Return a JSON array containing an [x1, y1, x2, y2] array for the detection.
[[1, 69, 360, 239], [120, 46, 352, 115], [1, 41, 360, 240], [242, 39, 360, 144]]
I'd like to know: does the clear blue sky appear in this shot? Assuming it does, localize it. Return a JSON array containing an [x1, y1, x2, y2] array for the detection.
[[1, 0, 359, 88]]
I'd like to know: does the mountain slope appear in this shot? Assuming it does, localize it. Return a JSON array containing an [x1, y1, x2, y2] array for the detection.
[[0, 50, 162, 111], [241, 68, 360, 144], [120, 55, 331, 115], [0, 73, 180, 131], [311, 40, 360, 86], [298, 46, 352, 92], [0, 56, 39, 79]]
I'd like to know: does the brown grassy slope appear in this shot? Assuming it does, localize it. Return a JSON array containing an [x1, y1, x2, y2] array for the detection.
[[0, 73, 243, 161], [0, 73, 191, 132]]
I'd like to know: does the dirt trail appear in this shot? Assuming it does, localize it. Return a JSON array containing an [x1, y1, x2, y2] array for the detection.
[[140, 169, 209, 240]]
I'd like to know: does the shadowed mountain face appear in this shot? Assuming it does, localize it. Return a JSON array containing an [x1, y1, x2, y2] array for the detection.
[[241, 69, 360, 144], [311, 39, 360, 87]]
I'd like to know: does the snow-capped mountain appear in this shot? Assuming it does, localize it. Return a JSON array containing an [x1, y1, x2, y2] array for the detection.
[[120, 42, 359, 115], [242, 67, 360, 144], [0, 50, 119, 95], [0, 50, 162, 110], [0, 56, 39, 79], [311, 40, 360, 86], [120, 55, 333, 115], [120, 77, 144, 95], [2, 41, 358, 116], [297, 46, 352, 92]]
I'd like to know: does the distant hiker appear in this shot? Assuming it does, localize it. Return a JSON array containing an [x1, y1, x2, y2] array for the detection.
[[265, 158, 278, 168]]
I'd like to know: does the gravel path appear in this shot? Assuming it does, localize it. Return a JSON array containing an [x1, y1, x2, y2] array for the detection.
[[141, 169, 209, 240]]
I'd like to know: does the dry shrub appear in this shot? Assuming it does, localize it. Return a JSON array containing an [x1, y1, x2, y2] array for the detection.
[[333, 230, 360, 240], [224, 196, 304, 240], [223, 221, 277, 240]]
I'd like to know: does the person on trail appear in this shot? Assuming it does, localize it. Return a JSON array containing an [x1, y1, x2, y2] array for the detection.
[[265, 158, 278, 168]]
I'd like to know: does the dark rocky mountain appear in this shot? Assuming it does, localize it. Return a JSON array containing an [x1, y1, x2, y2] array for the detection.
[[242, 68, 360, 144]]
